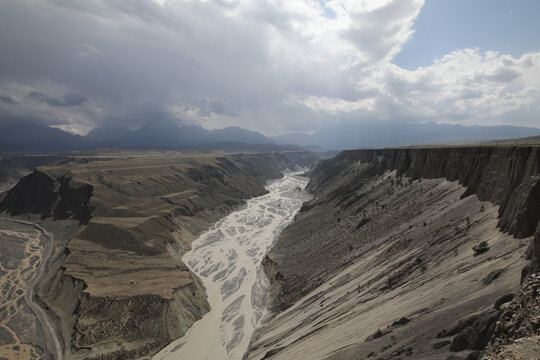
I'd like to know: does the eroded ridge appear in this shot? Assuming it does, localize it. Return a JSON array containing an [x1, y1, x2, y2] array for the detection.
[[154, 173, 310, 360]]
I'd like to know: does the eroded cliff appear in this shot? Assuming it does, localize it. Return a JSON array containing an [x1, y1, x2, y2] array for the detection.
[[249, 146, 539, 360]]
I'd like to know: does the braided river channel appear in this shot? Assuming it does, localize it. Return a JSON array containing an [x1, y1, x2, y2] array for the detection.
[[154, 172, 310, 360]]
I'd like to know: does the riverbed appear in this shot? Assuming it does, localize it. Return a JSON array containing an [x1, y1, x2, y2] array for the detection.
[[154, 172, 310, 360]]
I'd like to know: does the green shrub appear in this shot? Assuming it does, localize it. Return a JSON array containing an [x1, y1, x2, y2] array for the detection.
[[472, 241, 489, 255]]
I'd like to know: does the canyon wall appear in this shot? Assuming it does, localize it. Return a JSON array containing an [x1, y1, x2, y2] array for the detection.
[[310, 147, 540, 238], [249, 146, 539, 360]]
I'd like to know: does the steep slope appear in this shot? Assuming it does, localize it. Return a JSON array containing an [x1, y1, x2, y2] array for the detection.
[[248, 146, 539, 360], [0, 157, 29, 193], [0, 123, 87, 152], [0, 151, 319, 359]]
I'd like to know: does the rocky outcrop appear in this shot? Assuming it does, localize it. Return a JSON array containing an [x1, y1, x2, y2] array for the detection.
[[482, 222, 540, 359], [0, 170, 93, 224]]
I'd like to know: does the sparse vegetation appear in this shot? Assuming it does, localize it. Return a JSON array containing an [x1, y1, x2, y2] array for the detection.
[[416, 257, 427, 272], [472, 241, 489, 255], [224, 199, 238, 206]]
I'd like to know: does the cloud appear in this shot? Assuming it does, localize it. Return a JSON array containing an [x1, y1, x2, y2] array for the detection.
[[26, 91, 88, 107], [0, 95, 17, 104], [76, 43, 102, 59], [485, 68, 522, 83], [0, 0, 538, 135], [342, 0, 424, 64], [305, 49, 540, 126]]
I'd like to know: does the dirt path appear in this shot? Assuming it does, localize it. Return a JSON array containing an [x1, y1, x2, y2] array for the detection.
[[0, 218, 62, 360]]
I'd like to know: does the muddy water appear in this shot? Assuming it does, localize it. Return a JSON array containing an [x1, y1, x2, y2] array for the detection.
[[154, 172, 310, 360]]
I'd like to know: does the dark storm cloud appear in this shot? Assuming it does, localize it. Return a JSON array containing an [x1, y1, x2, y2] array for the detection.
[[26, 91, 88, 107], [0, 96, 17, 104]]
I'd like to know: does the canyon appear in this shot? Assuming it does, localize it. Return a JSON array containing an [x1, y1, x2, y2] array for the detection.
[[0, 151, 317, 359], [0, 146, 538, 360]]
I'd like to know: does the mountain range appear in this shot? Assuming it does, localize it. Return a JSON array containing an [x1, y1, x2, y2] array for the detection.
[[0, 122, 539, 153]]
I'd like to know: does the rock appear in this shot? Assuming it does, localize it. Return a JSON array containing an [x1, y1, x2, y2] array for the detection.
[[494, 294, 515, 311], [451, 330, 474, 352], [365, 328, 392, 342], [466, 350, 482, 360], [391, 317, 410, 327], [521, 265, 531, 284], [483, 269, 505, 285], [441, 309, 500, 352], [534, 222, 540, 262]]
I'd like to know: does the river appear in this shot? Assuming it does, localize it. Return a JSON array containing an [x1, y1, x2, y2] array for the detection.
[[153, 172, 310, 360]]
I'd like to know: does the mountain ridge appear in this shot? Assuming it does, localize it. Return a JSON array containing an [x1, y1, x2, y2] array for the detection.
[[2, 122, 540, 153]]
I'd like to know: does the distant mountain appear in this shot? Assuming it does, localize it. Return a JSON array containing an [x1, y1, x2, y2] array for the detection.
[[0, 123, 87, 152], [85, 127, 132, 143], [0, 123, 276, 153], [273, 122, 540, 150], [88, 124, 274, 148], [208, 127, 271, 145], [1, 121, 539, 153]]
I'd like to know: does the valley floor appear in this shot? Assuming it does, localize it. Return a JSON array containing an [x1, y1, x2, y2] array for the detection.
[[154, 173, 310, 360]]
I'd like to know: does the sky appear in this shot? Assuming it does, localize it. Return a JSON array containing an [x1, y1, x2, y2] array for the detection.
[[0, 0, 539, 135]]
